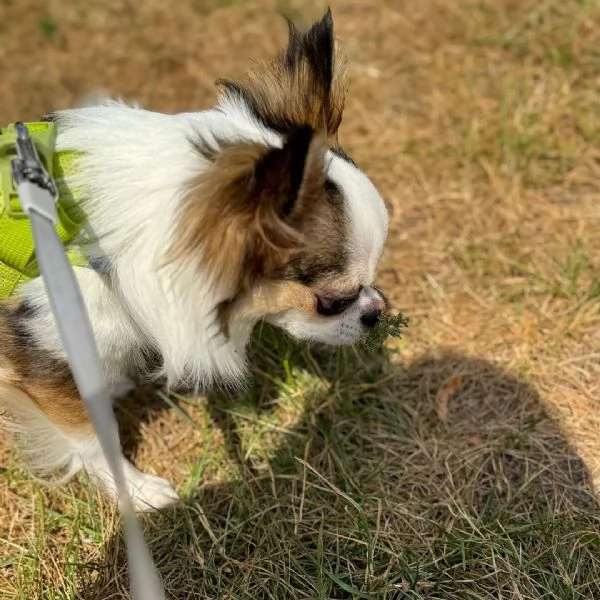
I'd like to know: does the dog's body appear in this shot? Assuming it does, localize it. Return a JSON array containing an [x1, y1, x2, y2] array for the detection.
[[0, 10, 388, 510]]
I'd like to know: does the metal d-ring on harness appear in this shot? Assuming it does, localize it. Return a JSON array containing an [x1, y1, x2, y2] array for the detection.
[[10, 122, 165, 600]]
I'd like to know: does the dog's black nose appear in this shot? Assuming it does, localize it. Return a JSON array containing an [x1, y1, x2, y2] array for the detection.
[[360, 309, 382, 328]]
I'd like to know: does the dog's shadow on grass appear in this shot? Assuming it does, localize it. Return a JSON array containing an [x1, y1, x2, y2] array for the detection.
[[84, 326, 596, 599]]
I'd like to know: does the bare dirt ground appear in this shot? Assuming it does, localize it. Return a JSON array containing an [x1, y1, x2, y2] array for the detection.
[[1, 0, 600, 598]]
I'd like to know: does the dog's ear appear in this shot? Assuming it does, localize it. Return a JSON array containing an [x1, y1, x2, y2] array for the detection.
[[171, 127, 327, 295], [251, 126, 327, 239], [243, 126, 328, 285], [217, 8, 348, 143]]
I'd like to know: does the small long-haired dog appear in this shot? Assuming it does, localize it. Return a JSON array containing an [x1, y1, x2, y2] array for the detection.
[[0, 9, 388, 510]]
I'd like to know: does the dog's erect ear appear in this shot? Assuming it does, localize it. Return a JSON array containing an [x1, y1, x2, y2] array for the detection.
[[217, 8, 348, 144], [172, 128, 327, 296]]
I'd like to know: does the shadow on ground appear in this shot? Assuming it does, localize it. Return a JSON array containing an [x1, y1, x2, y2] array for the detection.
[[82, 329, 597, 599]]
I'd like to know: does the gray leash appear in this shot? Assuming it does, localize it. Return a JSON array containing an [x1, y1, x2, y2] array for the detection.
[[11, 122, 166, 600]]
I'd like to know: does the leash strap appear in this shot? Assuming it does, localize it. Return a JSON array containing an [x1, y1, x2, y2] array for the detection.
[[11, 122, 165, 600]]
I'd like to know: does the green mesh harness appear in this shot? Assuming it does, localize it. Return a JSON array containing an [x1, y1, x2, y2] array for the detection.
[[0, 121, 88, 298]]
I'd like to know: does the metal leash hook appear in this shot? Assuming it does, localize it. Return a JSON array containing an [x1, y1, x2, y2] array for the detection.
[[12, 122, 166, 600]]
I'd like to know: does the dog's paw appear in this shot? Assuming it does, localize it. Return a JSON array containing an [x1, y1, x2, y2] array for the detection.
[[123, 462, 180, 512], [85, 453, 180, 512]]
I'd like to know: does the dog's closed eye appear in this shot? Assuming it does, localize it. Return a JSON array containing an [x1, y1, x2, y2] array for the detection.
[[316, 292, 359, 316]]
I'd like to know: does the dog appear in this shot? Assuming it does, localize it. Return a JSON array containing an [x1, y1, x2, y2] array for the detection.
[[0, 8, 388, 511]]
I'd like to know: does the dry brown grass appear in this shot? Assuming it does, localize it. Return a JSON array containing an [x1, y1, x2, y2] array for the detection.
[[1, 0, 600, 598]]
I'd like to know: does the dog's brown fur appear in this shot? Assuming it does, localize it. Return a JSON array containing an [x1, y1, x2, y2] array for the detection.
[[0, 300, 90, 434], [172, 129, 327, 292]]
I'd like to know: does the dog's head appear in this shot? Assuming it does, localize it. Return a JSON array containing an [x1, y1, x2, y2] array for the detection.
[[173, 9, 388, 347]]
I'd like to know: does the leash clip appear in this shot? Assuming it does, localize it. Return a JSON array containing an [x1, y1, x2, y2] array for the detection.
[[10, 122, 58, 224]]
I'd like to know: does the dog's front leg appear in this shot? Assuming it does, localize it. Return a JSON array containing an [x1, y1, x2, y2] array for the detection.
[[0, 270, 180, 511]]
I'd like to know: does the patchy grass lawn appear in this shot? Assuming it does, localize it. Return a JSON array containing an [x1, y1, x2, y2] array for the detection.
[[1, 0, 600, 598]]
